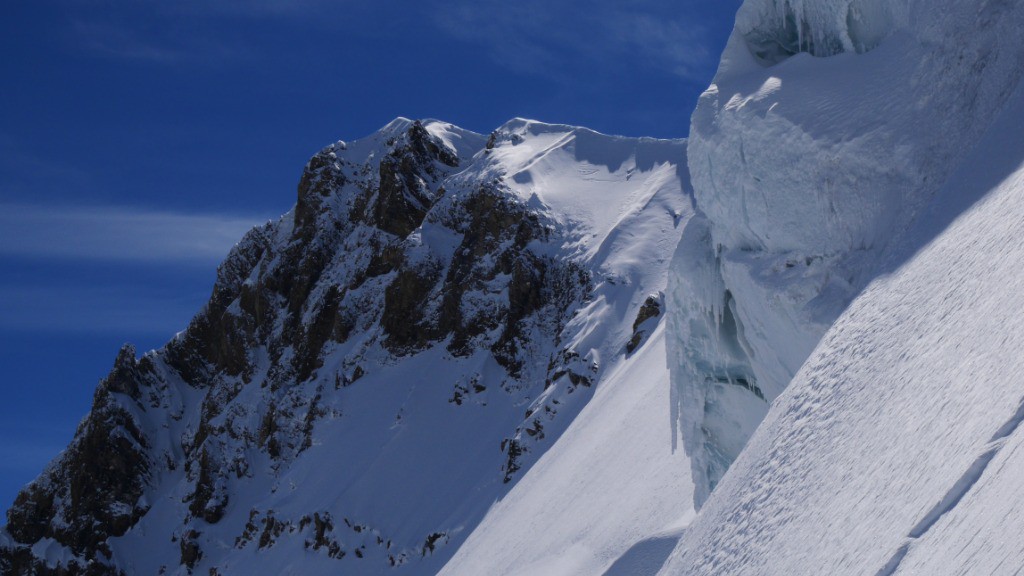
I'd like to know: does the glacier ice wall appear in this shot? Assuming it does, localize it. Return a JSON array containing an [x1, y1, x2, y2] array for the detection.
[[671, 0, 1024, 507], [661, 64, 1024, 576], [737, 0, 908, 64]]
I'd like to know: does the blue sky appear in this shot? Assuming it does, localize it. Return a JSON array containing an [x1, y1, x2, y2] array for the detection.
[[0, 0, 741, 515]]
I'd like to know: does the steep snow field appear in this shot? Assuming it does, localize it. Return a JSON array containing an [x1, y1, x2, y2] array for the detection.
[[440, 325, 694, 576]]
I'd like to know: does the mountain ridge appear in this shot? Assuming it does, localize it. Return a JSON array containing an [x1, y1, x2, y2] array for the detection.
[[0, 117, 691, 576]]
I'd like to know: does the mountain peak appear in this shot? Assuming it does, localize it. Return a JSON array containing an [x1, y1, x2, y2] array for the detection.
[[0, 115, 692, 576]]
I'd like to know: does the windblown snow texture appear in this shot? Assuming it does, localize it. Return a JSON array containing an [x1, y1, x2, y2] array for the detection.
[[0, 118, 691, 576]]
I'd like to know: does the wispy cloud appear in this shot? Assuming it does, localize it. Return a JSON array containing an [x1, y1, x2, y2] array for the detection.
[[58, 0, 728, 77], [613, 13, 713, 79], [0, 203, 264, 336], [429, 0, 717, 82], [0, 204, 265, 264], [155, 0, 343, 18]]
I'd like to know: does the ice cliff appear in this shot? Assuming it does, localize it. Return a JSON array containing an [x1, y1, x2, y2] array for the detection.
[[737, 0, 907, 64], [663, 76, 1024, 576], [670, 0, 1024, 506]]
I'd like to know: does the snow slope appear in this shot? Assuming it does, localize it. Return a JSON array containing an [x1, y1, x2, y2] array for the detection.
[[434, 122, 697, 576], [659, 0, 1024, 573], [671, 0, 1024, 505], [440, 325, 694, 576]]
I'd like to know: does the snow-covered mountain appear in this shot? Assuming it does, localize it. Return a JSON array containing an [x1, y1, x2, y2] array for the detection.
[[444, 0, 1024, 573], [0, 118, 691, 575], [7, 0, 1024, 574]]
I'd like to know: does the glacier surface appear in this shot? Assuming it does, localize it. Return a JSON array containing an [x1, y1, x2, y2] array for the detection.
[[672, 0, 1024, 506], [662, 72, 1024, 575]]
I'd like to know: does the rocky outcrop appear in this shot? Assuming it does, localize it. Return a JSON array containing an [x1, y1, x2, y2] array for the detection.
[[627, 295, 662, 354], [4, 345, 152, 570]]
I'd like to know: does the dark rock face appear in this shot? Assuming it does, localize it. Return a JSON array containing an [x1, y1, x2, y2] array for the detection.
[[5, 346, 152, 568], [367, 121, 458, 238], [378, 184, 589, 372], [0, 120, 598, 575], [0, 546, 125, 576], [164, 226, 271, 385], [381, 266, 443, 352], [179, 529, 202, 570], [627, 295, 662, 354], [296, 149, 347, 233]]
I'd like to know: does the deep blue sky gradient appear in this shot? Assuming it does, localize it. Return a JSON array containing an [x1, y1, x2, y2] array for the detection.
[[0, 0, 742, 516]]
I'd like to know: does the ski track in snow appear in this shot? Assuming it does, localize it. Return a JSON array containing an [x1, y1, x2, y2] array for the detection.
[[878, 394, 1024, 576]]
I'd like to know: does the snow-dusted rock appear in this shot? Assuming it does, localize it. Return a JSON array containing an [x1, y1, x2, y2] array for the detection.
[[0, 118, 691, 576]]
